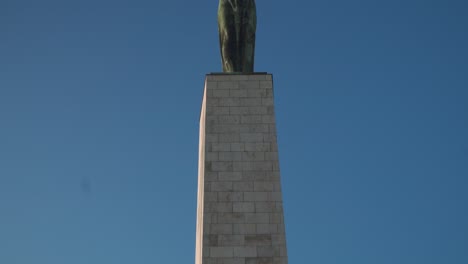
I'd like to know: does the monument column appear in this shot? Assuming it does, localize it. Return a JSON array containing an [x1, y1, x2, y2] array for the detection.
[[195, 73, 288, 264]]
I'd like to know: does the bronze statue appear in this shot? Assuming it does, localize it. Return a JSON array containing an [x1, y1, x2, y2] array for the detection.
[[218, 0, 257, 73]]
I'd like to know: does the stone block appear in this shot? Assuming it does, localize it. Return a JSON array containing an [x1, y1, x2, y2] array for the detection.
[[279, 246, 287, 257], [244, 192, 269, 202], [213, 89, 231, 98], [227, 75, 249, 81], [219, 152, 243, 162], [241, 115, 263, 124], [273, 257, 288, 264], [244, 213, 269, 224], [205, 192, 218, 202], [219, 134, 240, 143], [239, 81, 260, 90], [207, 98, 220, 107], [256, 224, 278, 234], [242, 171, 266, 181], [272, 161, 280, 171], [244, 234, 272, 246], [204, 235, 218, 246], [233, 202, 255, 213], [212, 182, 234, 192], [239, 124, 269, 134], [268, 192, 283, 202], [261, 115, 276, 124], [240, 133, 264, 143], [210, 224, 233, 235], [206, 152, 219, 161], [254, 202, 276, 213], [211, 162, 234, 172], [271, 235, 286, 246], [244, 143, 270, 152], [219, 172, 243, 181], [263, 134, 277, 143], [261, 98, 274, 106], [246, 258, 273, 264], [240, 98, 262, 106], [247, 89, 267, 98], [213, 125, 240, 134], [275, 203, 284, 213], [209, 107, 230, 115], [268, 124, 277, 134], [270, 142, 278, 152], [218, 192, 243, 202], [230, 89, 248, 97], [212, 143, 231, 152], [205, 172, 218, 182], [253, 182, 274, 192], [218, 258, 246, 264], [211, 247, 234, 258], [234, 247, 257, 258], [264, 152, 278, 161], [218, 235, 245, 246], [218, 81, 239, 89], [218, 213, 246, 224], [257, 246, 275, 257], [220, 98, 241, 107], [247, 74, 271, 81], [233, 223, 256, 235], [230, 143, 245, 151], [233, 181, 254, 191], [259, 81, 273, 89], [242, 152, 265, 161], [233, 162, 273, 172], [219, 115, 241, 124], [206, 202, 233, 213], [269, 214, 283, 224]]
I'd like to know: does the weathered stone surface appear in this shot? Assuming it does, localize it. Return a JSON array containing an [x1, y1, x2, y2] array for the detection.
[[196, 74, 288, 264]]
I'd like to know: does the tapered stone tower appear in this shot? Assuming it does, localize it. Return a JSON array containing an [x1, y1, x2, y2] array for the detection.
[[195, 73, 288, 264]]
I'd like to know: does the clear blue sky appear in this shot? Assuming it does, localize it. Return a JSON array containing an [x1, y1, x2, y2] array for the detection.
[[1, 0, 467, 263]]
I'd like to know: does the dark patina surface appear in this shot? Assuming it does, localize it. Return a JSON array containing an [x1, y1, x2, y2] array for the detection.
[[218, 0, 257, 73]]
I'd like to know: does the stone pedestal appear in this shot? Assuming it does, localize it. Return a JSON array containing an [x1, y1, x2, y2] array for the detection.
[[196, 74, 288, 264]]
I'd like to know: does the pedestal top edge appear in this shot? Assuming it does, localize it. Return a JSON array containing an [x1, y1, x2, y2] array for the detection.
[[206, 73, 272, 81], [208, 72, 270, 75]]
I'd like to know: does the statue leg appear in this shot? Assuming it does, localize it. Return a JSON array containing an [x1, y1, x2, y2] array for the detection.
[[240, 0, 256, 73], [218, 1, 237, 72]]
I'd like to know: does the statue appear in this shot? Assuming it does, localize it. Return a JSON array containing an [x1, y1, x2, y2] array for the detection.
[[218, 0, 257, 73]]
